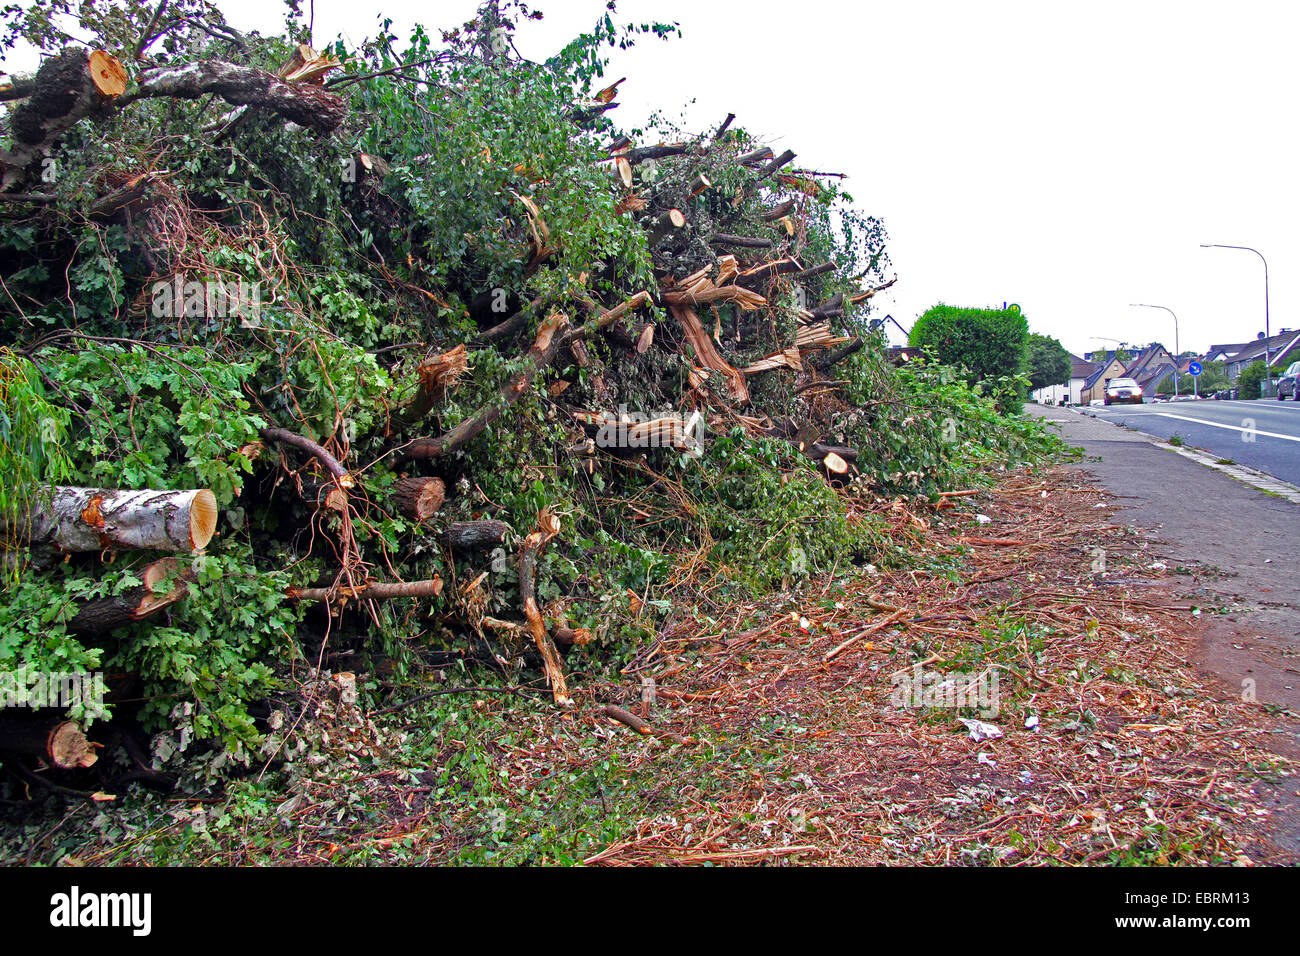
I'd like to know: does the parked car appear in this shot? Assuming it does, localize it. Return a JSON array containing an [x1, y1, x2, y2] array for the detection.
[[1275, 361, 1300, 400], [1104, 378, 1144, 405]]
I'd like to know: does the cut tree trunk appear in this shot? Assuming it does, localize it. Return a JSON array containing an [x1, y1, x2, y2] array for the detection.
[[736, 146, 774, 166], [10, 487, 217, 553], [393, 476, 446, 523], [647, 208, 686, 247], [762, 198, 796, 221], [0, 717, 97, 769], [2, 48, 127, 185], [68, 557, 195, 635], [754, 148, 796, 182]]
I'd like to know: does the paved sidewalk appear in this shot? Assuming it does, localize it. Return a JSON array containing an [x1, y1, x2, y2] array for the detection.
[[1029, 404, 1300, 856]]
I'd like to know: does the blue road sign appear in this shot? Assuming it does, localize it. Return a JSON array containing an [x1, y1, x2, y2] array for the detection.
[[1188, 361, 1203, 376]]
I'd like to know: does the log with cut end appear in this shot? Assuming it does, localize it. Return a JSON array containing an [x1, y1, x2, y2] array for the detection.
[[0, 717, 97, 769], [11, 487, 218, 553], [3, 48, 127, 182], [68, 557, 195, 635], [122, 59, 347, 132], [393, 476, 446, 523], [688, 173, 712, 197], [647, 208, 686, 247]]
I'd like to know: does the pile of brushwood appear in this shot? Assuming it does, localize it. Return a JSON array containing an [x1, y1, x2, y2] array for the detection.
[[0, 1, 1064, 784]]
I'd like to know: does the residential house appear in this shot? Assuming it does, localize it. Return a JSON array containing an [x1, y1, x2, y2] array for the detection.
[[1079, 352, 1129, 405], [1032, 353, 1097, 405], [1223, 329, 1300, 380], [1122, 343, 1178, 396], [1204, 342, 1250, 365]]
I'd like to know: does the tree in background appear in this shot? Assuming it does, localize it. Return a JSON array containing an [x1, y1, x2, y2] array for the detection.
[[909, 304, 1029, 410], [1025, 333, 1072, 391], [1238, 361, 1267, 400]]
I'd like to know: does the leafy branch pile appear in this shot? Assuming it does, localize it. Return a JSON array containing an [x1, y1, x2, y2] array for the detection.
[[0, 0, 1066, 774]]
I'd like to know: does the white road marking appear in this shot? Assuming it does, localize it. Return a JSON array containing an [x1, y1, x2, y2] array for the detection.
[[1154, 412, 1300, 443]]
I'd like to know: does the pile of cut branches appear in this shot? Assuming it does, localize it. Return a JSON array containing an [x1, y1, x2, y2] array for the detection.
[[0, 1, 1063, 778]]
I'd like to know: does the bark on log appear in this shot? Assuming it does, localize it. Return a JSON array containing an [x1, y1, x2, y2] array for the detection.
[[519, 510, 570, 706], [710, 233, 773, 250], [811, 338, 864, 371], [68, 557, 195, 635], [87, 170, 166, 220], [810, 293, 845, 320], [393, 476, 446, 523], [259, 428, 353, 487], [736, 146, 774, 165], [647, 208, 686, 247], [287, 577, 445, 603], [443, 520, 512, 551], [754, 148, 797, 182], [0, 717, 97, 769], [794, 262, 836, 283], [623, 143, 692, 164], [471, 293, 545, 346], [737, 258, 800, 287], [119, 60, 347, 132], [10, 487, 217, 553], [762, 198, 797, 221]]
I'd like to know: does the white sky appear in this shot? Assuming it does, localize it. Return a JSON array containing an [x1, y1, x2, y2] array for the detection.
[[6, 0, 1300, 356]]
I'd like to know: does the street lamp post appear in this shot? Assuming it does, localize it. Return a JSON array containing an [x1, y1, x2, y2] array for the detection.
[[1130, 303, 1180, 397], [1201, 243, 1271, 391]]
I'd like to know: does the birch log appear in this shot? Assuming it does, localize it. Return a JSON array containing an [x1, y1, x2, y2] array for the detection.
[[15, 487, 217, 552]]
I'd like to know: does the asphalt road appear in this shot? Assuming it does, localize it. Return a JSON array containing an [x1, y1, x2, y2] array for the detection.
[[1085, 398, 1300, 485]]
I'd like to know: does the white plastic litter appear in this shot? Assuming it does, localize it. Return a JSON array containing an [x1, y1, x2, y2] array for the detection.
[[959, 718, 1003, 742]]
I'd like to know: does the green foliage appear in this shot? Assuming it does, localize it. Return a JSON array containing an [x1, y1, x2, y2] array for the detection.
[[1024, 332, 1072, 391], [41, 342, 263, 507], [1238, 360, 1267, 400], [0, 349, 73, 553], [909, 304, 1029, 410]]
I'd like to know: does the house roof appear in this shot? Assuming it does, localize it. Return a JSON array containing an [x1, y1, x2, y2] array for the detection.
[[1083, 356, 1123, 389], [1123, 343, 1170, 379], [1227, 330, 1300, 366], [1069, 354, 1098, 379], [1133, 362, 1176, 390]]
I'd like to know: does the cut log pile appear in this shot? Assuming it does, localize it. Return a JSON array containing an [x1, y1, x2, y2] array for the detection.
[[0, 10, 898, 731]]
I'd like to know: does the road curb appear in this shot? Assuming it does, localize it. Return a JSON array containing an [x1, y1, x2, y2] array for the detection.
[[1051, 405, 1300, 505]]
